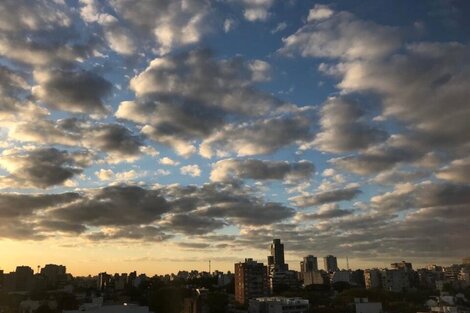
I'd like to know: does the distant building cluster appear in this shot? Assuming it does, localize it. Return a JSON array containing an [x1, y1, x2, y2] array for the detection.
[[1, 240, 469, 313], [233, 239, 470, 313]]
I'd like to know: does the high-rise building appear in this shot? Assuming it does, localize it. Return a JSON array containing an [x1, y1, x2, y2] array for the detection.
[[323, 255, 338, 272], [15, 266, 34, 291], [41, 264, 66, 288], [364, 269, 382, 289], [269, 239, 288, 271], [235, 259, 269, 305], [300, 255, 318, 272]]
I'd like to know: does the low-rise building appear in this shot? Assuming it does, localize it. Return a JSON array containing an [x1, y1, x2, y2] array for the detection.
[[248, 297, 308, 313], [354, 298, 382, 313]]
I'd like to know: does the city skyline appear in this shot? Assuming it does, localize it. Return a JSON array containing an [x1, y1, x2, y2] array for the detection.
[[0, 0, 469, 276]]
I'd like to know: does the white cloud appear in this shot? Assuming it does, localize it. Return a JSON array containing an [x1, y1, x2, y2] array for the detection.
[[159, 157, 180, 166], [180, 164, 201, 177]]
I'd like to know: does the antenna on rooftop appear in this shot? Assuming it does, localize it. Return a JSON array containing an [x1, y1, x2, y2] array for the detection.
[[209, 260, 211, 274], [346, 256, 350, 270]]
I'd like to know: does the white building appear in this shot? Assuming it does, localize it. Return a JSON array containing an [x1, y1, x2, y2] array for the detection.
[[248, 297, 308, 313]]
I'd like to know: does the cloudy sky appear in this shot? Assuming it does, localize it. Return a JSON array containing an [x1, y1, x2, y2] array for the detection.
[[0, 0, 469, 275]]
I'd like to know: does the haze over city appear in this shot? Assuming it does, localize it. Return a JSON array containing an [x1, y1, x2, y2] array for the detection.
[[0, 0, 469, 277]]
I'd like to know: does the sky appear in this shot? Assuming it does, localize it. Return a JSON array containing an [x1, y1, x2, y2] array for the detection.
[[0, 0, 469, 276]]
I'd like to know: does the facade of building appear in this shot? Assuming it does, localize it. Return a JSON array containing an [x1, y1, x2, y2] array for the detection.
[[235, 259, 269, 305], [269, 239, 288, 271], [302, 271, 325, 286], [267, 239, 295, 293], [15, 266, 34, 291], [365, 269, 382, 289], [248, 297, 309, 313], [381, 269, 410, 292], [40, 264, 66, 289], [323, 255, 338, 273], [300, 255, 318, 273], [331, 270, 351, 284], [354, 298, 383, 313]]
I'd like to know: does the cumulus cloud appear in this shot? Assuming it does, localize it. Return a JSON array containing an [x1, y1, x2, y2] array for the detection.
[[161, 213, 226, 235], [279, 8, 401, 60], [307, 4, 334, 22], [162, 182, 295, 226], [0, 192, 79, 218], [295, 203, 353, 220], [200, 201, 294, 226], [86, 225, 171, 241], [436, 158, 470, 183], [0, 66, 46, 121], [200, 114, 312, 158], [290, 186, 361, 208], [370, 182, 470, 213], [210, 159, 314, 182], [10, 119, 145, 162], [159, 157, 179, 166], [0, 1, 69, 32], [180, 164, 201, 177], [32, 67, 112, 114], [305, 97, 387, 153], [51, 185, 170, 226], [80, 0, 135, 55], [109, 0, 211, 54], [332, 135, 428, 175], [0, 148, 92, 189], [331, 42, 470, 153], [116, 49, 289, 155], [237, 0, 275, 22], [95, 169, 138, 181], [372, 168, 429, 185]]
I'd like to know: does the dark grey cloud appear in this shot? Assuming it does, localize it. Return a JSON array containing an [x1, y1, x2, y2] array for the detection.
[[210, 159, 314, 182], [51, 185, 170, 226], [163, 182, 296, 226], [0, 148, 92, 188], [32, 67, 112, 114], [371, 182, 470, 212], [200, 201, 295, 226], [0, 192, 79, 218], [332, 136, 427, 175], [308, 97, 387, 153], [116, 49, 291, 156], [38, 220, 87, 234], [11, 119, 145, 162], [161, 213, 226, 235], [290, 186, 361, 207], [86, 225, 171, 241]]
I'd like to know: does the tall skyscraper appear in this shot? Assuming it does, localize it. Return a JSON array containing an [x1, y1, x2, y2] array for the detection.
[[235, 259, 269, 305], [300, 255, 318, 272], [323, 255, 338, 272], [269, 239, 288, 271]]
